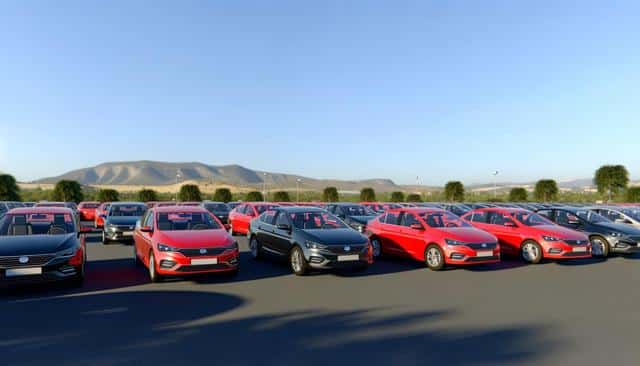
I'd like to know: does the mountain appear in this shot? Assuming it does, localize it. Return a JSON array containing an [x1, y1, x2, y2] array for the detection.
[[33, 161, 406, 192]]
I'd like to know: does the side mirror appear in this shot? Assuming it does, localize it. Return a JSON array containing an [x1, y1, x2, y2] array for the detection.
[[141, 226, 153, 233], [567, 220, 580, 226], [410, 223, 425, 231], [276, 223, 291, 231], [504, 221, 517, 228]]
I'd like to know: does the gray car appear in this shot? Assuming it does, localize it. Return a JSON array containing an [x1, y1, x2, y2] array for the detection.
[[102, 202, 147, 244]]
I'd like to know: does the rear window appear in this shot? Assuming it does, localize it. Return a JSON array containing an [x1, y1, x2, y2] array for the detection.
[[156, 212, 221, 231], [204, 203, 229, 213], [0, 213, 75, 236], [35, 203, 65, 208]]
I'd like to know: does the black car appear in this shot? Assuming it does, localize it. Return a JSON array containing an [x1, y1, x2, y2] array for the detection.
[[0, 207, 86, 286], [537, 206, 640, 257], [247, 207, 372, 275], [102, 202, 147, 244], [325, 203, 377, 233], [201, 201, 231, 227]]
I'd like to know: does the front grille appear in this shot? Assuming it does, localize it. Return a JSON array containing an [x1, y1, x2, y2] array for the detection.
[[178, 248, 228, 257], [564, 240, 589, 246], [325, 245, 366, 254], [0, 254, 56, 269], [116, 226, 134, 231], [466, 243, 498, 250], [176, 263, 232, 272], [465, 256, 500, 262]]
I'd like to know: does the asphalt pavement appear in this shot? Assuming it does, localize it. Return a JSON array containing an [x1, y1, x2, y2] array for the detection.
[[1, 231, 640, 366]]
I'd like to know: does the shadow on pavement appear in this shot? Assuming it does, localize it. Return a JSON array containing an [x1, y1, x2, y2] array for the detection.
[[0, 290, 560, 365]]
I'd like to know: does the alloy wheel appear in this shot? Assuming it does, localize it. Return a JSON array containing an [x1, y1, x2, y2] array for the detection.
[[426, 247, 442, 268], [522, 242, 540, 262], [371, 239, 381, 258]]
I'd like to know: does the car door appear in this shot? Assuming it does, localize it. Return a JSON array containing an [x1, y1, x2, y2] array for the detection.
[[270, 212, 293, 256], [135, 210, 155, 263], [398, 212, 426, 259], [378, 212, 405, 256], [256, 210, 277, 249], [486, 211, 521, 256]]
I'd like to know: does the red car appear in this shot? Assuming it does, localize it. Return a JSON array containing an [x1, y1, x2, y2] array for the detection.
[[133, 206, 239, 282], [228, 203, 279, 235], [94, 202, 111, 229], [367, 208, 500, 270], [78, 201, 100, 221], [462, 208, 591, 264]]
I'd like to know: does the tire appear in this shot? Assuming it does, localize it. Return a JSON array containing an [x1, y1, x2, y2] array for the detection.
[[102, 231, 110, 245], [249, 236, 262, 260], [521, 240, 543, 264], [290, 246, 309, 276], [590, 235, 610, 258], [425, 244, 445, 271], [148, 252, 163, 283], [370, 237, 382, 258]]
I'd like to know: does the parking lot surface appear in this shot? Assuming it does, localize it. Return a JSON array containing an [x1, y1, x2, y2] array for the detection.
[[1, 232, 640, 366]]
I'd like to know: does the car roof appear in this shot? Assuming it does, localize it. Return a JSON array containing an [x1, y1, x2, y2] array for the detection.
[[154, 205, 208, 213], [110, 202, 146, 206], [386, 207, 447, 214], [8, 207, 74, 215], [276, 206, 325, 213]]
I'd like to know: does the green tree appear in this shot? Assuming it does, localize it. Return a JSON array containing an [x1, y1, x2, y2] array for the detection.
[[0, 174, 21, 201], [273, 191, 291, 202], [534, 179, 559, 202], [626, 187, 640, 203], [137, 189, 158, 202], [97, 189, 120, 202], [51, 180, 84, 203], [322, 187, 339, 202], [509, 187, 528, 202], [360, 187, 376, 202], [179, 184, 202, 201], [444, 181, 465, 202], [406, 193, 422, 202], [390, 191, 405, 202], [594, 165, 629, 201], [213, 188, 233, 203], [245, 191, 264, 202]]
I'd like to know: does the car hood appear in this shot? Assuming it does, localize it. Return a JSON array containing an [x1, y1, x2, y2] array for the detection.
[[0, 234, 76, 256], [594, 221, 640, 236], [436, 227, 497, 243], [106, 217, 141, 226], [157, 230, 233, 248], [347, 216, 376, 224], [303, 229, 369, 246], [533, 225, 587, 240]]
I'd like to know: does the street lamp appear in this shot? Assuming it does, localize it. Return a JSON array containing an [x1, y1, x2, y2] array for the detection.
[[492, 170, 499, 199], [263, 172, 267, 202], [296, 178, 302, 202]]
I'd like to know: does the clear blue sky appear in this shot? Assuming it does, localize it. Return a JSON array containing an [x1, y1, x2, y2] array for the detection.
[[0, 1, 638, 185]]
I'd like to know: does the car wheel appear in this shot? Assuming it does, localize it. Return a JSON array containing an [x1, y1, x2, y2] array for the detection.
[[590, 236, 610, 258], [521, 240, 543, 264], [425, 244, 445, 271], [148, 252, 163, 283], [102, 231, 110, 245], [249, 236, 261, 260], [290, 246, 309, 276], [370, 237, 382, 258]]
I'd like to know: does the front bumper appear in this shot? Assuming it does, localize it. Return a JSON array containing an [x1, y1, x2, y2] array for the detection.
[[155, 249, 240, 275], [0, 257, 82, 285], [444, 245, 501, 265], [610, 238, 640, 254], [542, 241, 592, 259], [305, 246, 372, 269]]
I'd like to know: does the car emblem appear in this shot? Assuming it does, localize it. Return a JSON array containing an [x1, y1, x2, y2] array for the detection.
[[200, 249, 207, 254], [344, 246, 351, 252], [19, 256, 29, 264], [481, 243, 487, 248]]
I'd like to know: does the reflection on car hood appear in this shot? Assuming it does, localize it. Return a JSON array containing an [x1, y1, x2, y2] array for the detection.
[[347, 216, 376, 224], [437, 227, 497, 243], [303, 229, 368, 246], [594, 221, 640, 235], [106, 217, 141, 226], [0, 234, 76, 256]]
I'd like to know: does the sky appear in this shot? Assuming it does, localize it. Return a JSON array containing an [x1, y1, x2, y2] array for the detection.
[[0, 0, 638, 185]]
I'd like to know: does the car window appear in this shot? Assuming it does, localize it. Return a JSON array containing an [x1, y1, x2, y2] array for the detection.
[[420, 211, 471, 228], [260, 210, 277, 225], [144, 211, 155, 228], [468, 211, 488, 223], [110, 205, 146, 217], [384, 212, 400, 225], [0, 213, 75, 236], [487, 212, 515, 226], [156, 211, 220, 231], [275, 212, 290, 227], [289, 211, 347, 230], [400, 213, 421, 227], [537, 210, 553, 220], [555, 211, 580, 226]]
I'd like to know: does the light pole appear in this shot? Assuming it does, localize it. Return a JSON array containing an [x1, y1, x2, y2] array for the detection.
[[175, 171, 181, 202], [296, 178, 302, 202], [262, 172, 267, 202], [493, 170, 499, 199]]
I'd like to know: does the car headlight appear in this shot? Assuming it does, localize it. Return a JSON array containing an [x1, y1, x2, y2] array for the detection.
[[542, 236, 561, 242], [609, 232, 623, 238], [157, 243, 179, 252], [350, 223, 364, 232], [57, 247, 77, 257], [106, 224, 117, 232], [445, 239, 467, 246], [224, 241, 239, 251], [305, 241, 327, 250]]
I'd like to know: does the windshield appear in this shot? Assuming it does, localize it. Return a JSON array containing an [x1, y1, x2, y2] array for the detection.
[[204, 204, 229, 213], [511, 212, 553, 226], [156, 212, 221, 231], [576, 210, 610, 223], [290, 211, 348, 230], [0, 213, 76, 236], [81, 203, 100, 209], [110, 205, 146, 217], [342, 206, 375, 216], [420, 212, 471, 228], [35, 203, 65, 208]]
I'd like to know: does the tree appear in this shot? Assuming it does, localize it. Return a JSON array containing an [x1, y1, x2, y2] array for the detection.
[[594, 165, 629, 201], [509, 187, 528, 202], [245, 191, 264, 202], [390, 191, 405, 202], [97, 189, 120, 202], [322, 187, 339, 202], [406, 193, 422, 202], [444, 181, 465, 202], [213, 188, 233, 203], [360, 187, 376, 202], [627, 187, 640, 203], [137, 189, 158, 202], [534, 179, 559, 202], [0, 174, 21, 201], [273, 191, 291, 202], [179, 184, 202, 202], [51, 180, 84, 203]]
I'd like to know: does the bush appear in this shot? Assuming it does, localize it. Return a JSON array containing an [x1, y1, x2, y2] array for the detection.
[[444, 181, 465, 202], [51, 180, 84, 203], [360, 187, 376, 202], [213, 188, 233, 203], [179, 184, 202, 202], [406, 193, 422, 202], [509, 188, 528, 202], [390, 191, 405, 202], [273, 191, 291, 202], [245, 191, 264, 202], [322, 187, 339, 202], [97, 189, 120, 202], [137, 189, 158, 202], [627, 187, 640, 203], [0, 174, 20, 201]]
